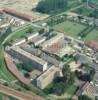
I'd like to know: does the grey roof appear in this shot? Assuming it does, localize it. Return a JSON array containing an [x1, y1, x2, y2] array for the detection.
[[75, 53, 91, 64], [11, 46, 47, 65], [88, 62, 98, 71], [94, 72, 98, 81], [76, 82, 90, 96]]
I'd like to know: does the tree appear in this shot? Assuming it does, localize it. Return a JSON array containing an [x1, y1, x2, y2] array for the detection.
[[27, 27, 34, 33], [89, 69, 95, 81], [78, 8, 83, 14], [6, 26, 12, 34], [36, 0, 68, 14], [62, 64, 75, 85], [52, 82, 65, 95], [24, 73, 30, 78], [39, 28, 45, 34], [78, 95, 92, 100]]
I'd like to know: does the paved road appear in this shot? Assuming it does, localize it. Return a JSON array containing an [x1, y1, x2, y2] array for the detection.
[[0, 84, 43, 100]]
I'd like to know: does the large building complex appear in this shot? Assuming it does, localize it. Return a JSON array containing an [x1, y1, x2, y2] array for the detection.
[[41, 33, 64, 49], [36, 65, 60, 89], [3, 8, 33, 21], [9, 46, 48, 72]]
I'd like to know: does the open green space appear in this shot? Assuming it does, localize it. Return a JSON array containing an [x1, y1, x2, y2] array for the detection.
[[0, 93, 18, 100], [36, 0, 81, 15], [0, 45, 15, 82], [6, 25, 37, 44], [0, 26, 12, 44], [89, 0, 98, 4], [84, 29, 98, 42], [53, 20, 98, 42], [53, 20, 86, 38], [67, 0, 82, 10], [66, 85, 77, 95], [72, 6, 94, 16]]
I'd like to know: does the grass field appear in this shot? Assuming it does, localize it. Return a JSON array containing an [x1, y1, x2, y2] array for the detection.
[[72, 6, 94, 16], [8, 25, 36, 42], [89, 0, 98, 4], [53, 20, 86, 38], [0, 93, 18, 100], [84, 29, 98, 42], [3, 25, 37, 46], [66, 85, 77, 95], [53, 20, 98, 42], [0, 46, 15, 82]]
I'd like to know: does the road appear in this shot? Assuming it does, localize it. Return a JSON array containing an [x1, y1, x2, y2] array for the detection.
[[0, 84, 43, 100]]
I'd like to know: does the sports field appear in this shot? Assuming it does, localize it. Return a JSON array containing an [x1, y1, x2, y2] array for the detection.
[[53, 20, 86, 38], [53, 20, 98, 42]]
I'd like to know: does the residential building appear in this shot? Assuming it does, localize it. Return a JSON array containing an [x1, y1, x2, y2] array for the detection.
[[36, 65, 61, 89], [9, 46, 48, 72]]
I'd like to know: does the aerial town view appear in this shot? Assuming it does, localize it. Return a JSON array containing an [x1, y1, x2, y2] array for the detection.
[[1, 0, 98, 100]]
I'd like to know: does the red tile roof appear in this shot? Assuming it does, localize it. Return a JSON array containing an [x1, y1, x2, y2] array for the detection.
[[3, 8, 33, 21]]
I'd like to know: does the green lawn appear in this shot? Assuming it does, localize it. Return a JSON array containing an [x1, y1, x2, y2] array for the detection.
[[0, 45, 15, 81], [0, 93, 5, 100], [84, 29, 98, 42], [0, 93, 18, 100], [5, 25, 37, 45], [72, 6, 94, 16], [53, 21, 86, 38], [89, 0, 98, 4], [9, 25, 36, 41], [66, 85, 77, 95], [53, 20, 98, 42]]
